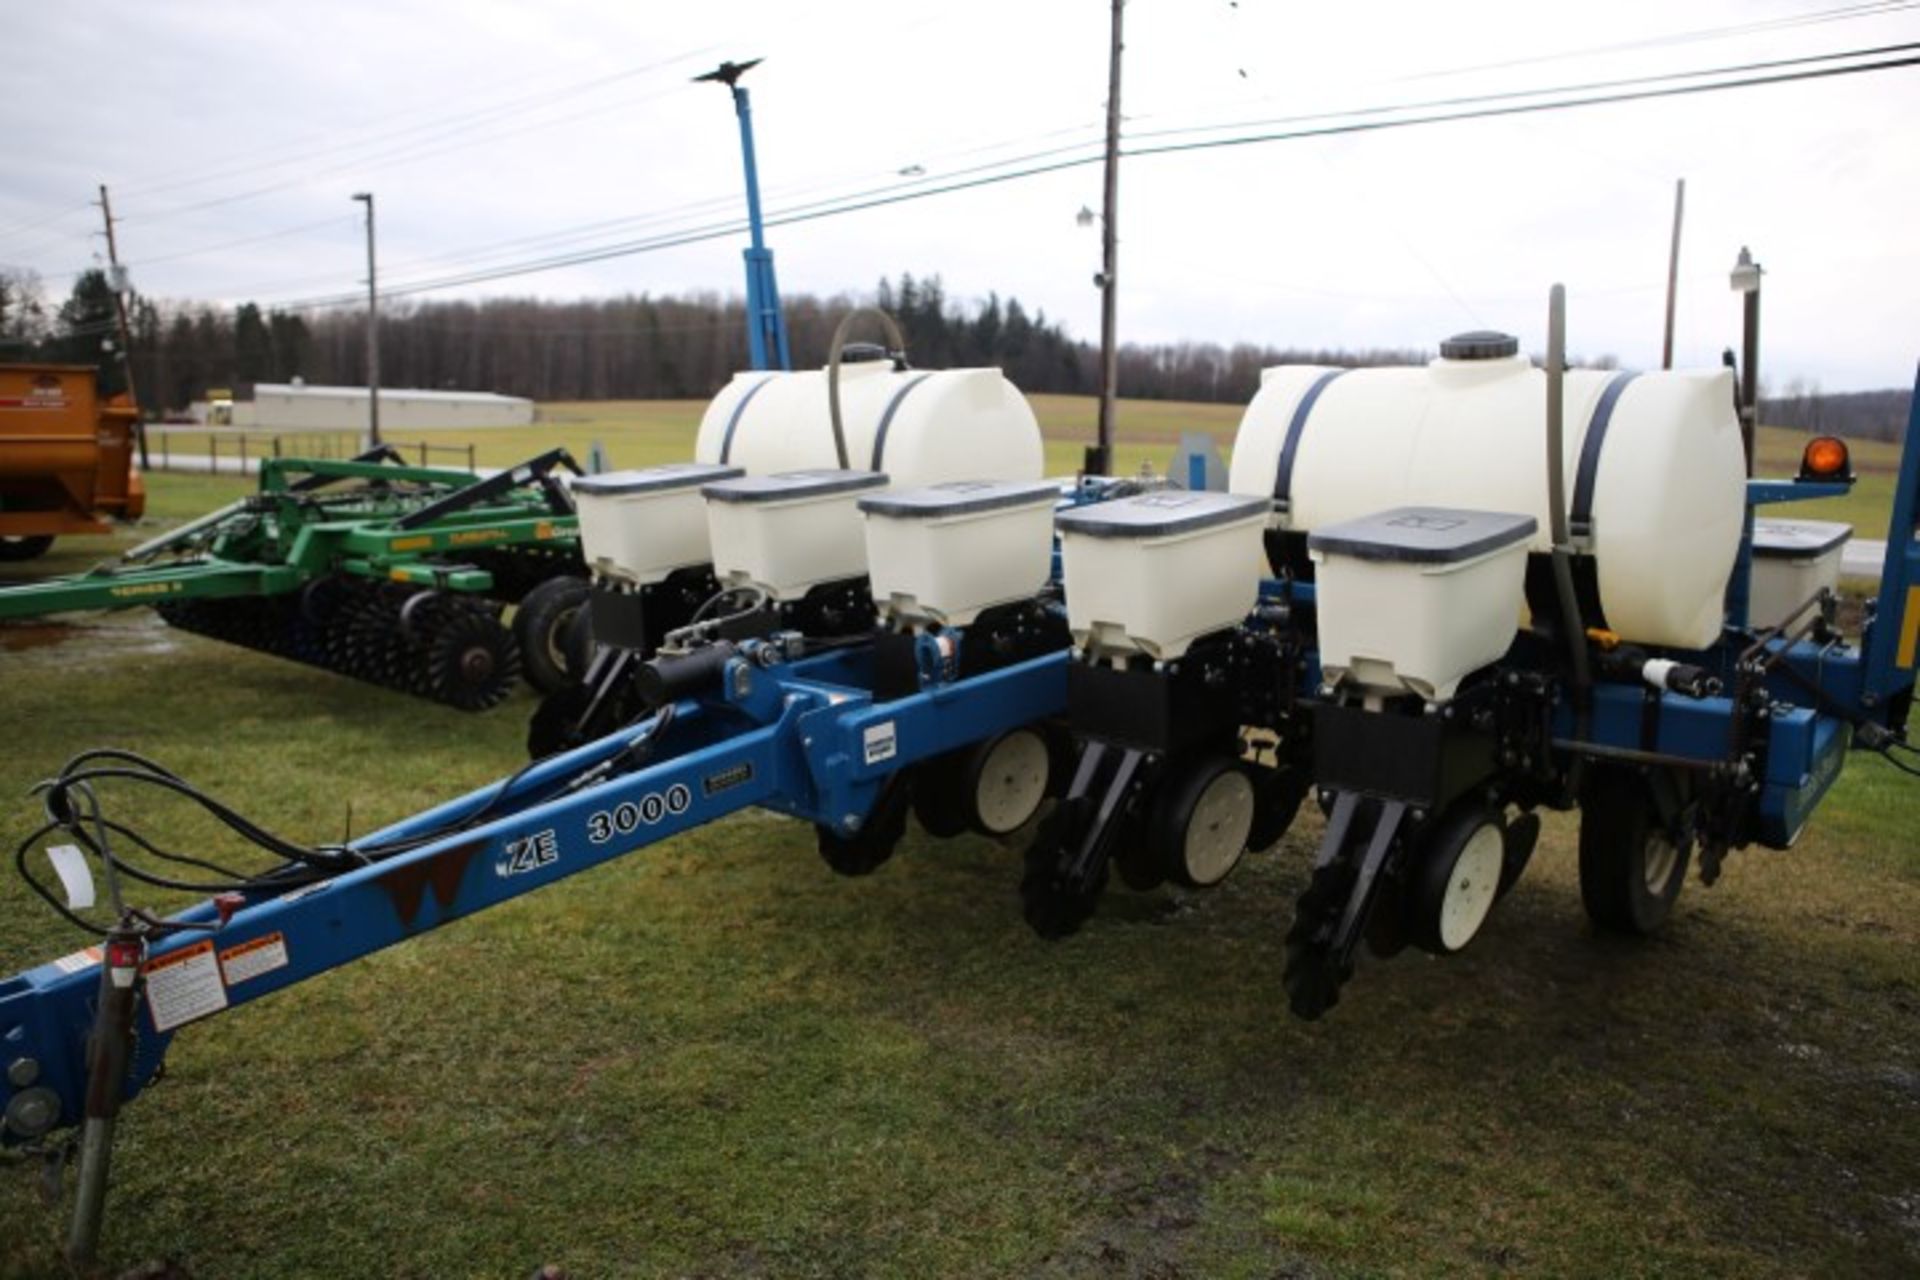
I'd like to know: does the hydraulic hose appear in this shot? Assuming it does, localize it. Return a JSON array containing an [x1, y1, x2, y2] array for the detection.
[[825, 308, 908, 471]]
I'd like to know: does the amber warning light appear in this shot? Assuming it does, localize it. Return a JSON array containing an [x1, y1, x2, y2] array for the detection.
[[1798, 435, 1854, 484]]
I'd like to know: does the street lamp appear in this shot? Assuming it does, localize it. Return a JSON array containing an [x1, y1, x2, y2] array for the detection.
[[352, 192, 380, 447]]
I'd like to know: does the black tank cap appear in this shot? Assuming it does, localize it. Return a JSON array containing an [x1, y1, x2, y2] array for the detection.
[[1439, 330, 1519, 360]]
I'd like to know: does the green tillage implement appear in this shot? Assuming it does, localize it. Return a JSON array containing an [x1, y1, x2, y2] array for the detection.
[[0, 447, 589, 710]]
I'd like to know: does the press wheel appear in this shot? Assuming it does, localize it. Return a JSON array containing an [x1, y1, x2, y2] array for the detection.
[[1406, 806, 1505, 956], [1149, 755, 1255, 889]]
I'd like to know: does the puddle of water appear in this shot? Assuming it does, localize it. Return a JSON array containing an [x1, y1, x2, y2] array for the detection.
[[1, 612, 183, 662]]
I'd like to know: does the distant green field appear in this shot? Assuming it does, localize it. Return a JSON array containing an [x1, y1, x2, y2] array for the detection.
[[385, 396, 1900, 537], [426, 393, 1241, 481], [1752, 427, 1904, 535]]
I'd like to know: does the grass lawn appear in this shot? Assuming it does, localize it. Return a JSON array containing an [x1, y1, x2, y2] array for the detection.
[[0, 444, 1915, 1277], [388, 394, 1243, 486]]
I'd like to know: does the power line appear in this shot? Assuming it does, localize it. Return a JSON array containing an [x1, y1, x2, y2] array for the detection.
[[1396, 0, 1920, 83], [129, 215, 359, 269], [254, 131, 1116, 307], [288, 120, 1110, 293], [0, 201, 96, 244], [106, 0, 984, 213], [1125, 0, 1920, 128], [107, 6, 995, 228], [249, 42, 1920, 313], [1125, 46, 1920, 161], [1125, 38, 1920, 143], [114, 48, 726, 211]]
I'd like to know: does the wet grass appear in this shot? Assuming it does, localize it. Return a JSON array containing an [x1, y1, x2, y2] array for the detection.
[[0, 471, 1914, 1278]]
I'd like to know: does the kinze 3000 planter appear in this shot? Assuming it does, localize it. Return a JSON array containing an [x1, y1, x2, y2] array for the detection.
[[1, 290, 1916, 1264], [0, 447, 592, 709]]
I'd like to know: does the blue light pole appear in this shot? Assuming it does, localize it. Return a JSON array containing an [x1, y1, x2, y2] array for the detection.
[[697, 58, 791, 371]]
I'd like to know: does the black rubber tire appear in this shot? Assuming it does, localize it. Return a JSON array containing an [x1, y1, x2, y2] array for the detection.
[[1578, 767, 1690, 935], [0, 535, 54, 561], [560, 600, 596, 682], [513, 575, 591, 695], [1405, 804, 1505, 956], [1247, 763, 1309, 853], [909, 752, 972, 839], [1147, 754, 1255, 889], [817, 775, 911, 877]]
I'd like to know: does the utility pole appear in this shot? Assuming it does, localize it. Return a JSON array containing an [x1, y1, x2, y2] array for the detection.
[[1092, 0, 1125, 476], [96, 184, 149, 469], [1660, 178, 1685, 370], [696, 58, 791, 371], [352, 192, 380, 446]]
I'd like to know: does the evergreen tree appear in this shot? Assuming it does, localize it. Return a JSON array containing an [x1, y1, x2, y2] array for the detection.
[[53, 269, 123, 391], [233, 303, 272, 383], [267, 311, 311, 382]]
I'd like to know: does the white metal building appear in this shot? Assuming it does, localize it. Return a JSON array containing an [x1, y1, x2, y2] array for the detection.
[[192, 383, 534, 430]]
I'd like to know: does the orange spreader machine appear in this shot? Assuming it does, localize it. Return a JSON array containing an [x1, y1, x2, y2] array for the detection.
[[0, 363, 144, 561]]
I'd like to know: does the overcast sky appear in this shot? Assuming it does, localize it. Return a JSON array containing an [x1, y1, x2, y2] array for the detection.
[[3, 0, 1916, 392]]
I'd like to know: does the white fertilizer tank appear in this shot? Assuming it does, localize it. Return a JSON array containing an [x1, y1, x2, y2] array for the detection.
[[693, 358, 1044, 488], [1227, 334, 1748, 650]]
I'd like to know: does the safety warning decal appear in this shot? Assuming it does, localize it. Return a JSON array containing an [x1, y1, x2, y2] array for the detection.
[[51, 946, 102, 976], [862, 721, 897, 766], [219, 933, 289, 986], [144, 939, 229, 1033]]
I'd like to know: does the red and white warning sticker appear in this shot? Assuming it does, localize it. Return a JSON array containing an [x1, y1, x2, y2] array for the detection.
[[143, 939, 228, 1033], [218, 932, 288, 986], [51, 946, 102, 976]]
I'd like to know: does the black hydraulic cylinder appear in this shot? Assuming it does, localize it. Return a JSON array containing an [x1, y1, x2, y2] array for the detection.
[[636, 643, 738, 707]]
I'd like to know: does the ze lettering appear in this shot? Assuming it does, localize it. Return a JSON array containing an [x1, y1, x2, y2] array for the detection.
[[494, 829, 559, 878]]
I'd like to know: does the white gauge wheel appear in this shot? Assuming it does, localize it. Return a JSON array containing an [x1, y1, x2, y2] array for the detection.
[[1436, 823, 1505, 953], [1642, 831, 1681, 895], [1179, 767, 1256, 887], [972, 729, 1052, 835]]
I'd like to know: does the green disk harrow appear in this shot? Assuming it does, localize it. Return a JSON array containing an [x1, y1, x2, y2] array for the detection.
[[0, 447, 591, 710]]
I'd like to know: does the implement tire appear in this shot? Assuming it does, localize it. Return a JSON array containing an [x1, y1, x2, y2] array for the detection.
[[513, 575, 590, 695], [1578, 767, 1690, 935], [0, 535, 54, 561]]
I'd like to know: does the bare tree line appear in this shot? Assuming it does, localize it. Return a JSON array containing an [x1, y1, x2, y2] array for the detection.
[[1761, 381, 1912, 443], [4, 266, 1906, 433]]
